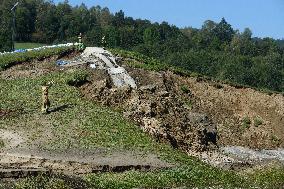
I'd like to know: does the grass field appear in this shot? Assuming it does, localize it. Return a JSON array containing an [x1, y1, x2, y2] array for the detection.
[[15, 42, 47, 49]]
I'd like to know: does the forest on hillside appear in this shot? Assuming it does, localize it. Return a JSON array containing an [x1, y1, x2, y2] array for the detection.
[[0, 0, 283, 92]]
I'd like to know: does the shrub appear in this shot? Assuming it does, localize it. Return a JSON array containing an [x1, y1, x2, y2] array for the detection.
[[0, 140, 5, 148], [254, 117, 263, 127], [184, 100, 193, 109], [271, 135, 280, 143], [181, 85, 190, 94], [65, 70, 89, 87], [242, 116, 251, 129]]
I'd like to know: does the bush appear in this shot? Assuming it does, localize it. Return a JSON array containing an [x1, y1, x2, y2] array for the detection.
[[65, 70, 89, 87], [181, 85, 190, 94], [0, 139, 5, 148], [242, 116, 251, 129], [254, 117, 263, 127]]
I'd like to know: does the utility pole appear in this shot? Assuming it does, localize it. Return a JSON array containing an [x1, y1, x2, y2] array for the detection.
[[11, 2, 19, 51]]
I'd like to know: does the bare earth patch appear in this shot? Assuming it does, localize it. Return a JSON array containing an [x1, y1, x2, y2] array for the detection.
[[0, 128, 173, 177], [0, 129, 25, 150]]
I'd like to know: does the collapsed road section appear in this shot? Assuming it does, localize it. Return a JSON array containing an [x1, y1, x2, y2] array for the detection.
[[60, 47, 137, 89]]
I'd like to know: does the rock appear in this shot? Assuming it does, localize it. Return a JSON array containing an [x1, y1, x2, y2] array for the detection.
[[158, 91, 170, 97], [139, 85, 157, 93]]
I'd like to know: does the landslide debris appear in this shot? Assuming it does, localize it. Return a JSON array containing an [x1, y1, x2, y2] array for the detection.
[[80, 48, 217, 152], [79, 47, 284, 168]]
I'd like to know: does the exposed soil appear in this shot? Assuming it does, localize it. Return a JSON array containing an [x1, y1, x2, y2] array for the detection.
[[0, 50, 174, 178], [0, 129, 25, 150], [81, 53, 284, 155], [175, 76, 284, 149], [123, 65, 284, 150], [81, 56, 284, 168], [0, 128, 173, 177], [81, 69, 218, 153], [0, 149, 173, 175], [0, 109, 15, 118], [1, 51, 79, 80]]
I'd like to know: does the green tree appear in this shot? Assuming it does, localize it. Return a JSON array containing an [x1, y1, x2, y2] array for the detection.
[[34, 1, 59, 43], [0, 0, 13, 51], [15, 0, 37, 41], [143, 25, 161, 44], [214, 17, 235, 43], [242, 28, 252, 40]]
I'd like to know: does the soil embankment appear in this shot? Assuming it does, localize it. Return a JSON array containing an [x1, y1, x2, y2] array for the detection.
[[79, 48, 284, 168]]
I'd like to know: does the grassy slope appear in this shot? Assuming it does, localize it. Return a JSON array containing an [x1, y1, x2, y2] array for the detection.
[[15, 42, 47, 50], [0, 53, 284, 188], [0, 46, 74, 71]]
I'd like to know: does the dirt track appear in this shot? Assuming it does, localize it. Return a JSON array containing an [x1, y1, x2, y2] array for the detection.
[[0, 127, 173, 177]]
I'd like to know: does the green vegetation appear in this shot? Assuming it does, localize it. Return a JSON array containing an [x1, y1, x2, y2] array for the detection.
[[0, 0, 283, 92], [64, 69, 89, 87], [0, 46, 75, 71], [15, 43, 46, 50], [0, 0, 283, 187], [0, 58, 283, 188], [112, 48, 284, 97], [0, 140, 5, 149], [111, 48, 169, 72], [271, 135, 281, 145], [14, 174, 88, 189], [254, 117, 263, 127], [184, 100, 193, 109], [242, 116, 251, 129], [181, 85, 190, 93]]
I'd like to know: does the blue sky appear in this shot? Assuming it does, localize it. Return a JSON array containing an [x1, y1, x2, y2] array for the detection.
[[54, 0, 284, 39]]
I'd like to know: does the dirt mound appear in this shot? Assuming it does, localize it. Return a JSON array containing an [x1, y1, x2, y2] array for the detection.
[[174, 76, 284, 149], [82, 53, 284, 152], [82, 69, 217, 152]]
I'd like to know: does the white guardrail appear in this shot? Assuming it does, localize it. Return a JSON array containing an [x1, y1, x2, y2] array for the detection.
[[0, 43, 80, 56]]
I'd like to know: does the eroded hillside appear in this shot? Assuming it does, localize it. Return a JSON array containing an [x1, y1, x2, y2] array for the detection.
[[81, 48, 284, 151], [0, 47, 284, 188]]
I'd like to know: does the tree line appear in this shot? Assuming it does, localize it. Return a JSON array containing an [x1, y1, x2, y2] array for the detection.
[[0, 0, 283, 92]]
